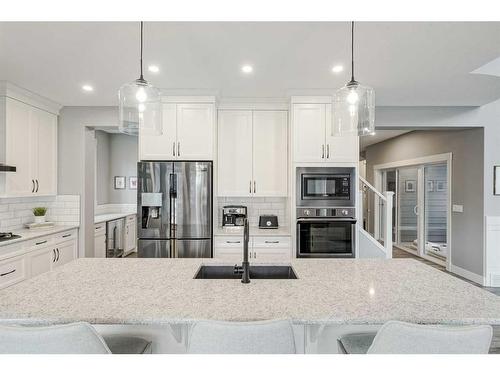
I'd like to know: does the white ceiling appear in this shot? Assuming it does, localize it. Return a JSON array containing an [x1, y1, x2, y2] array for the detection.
[[1, 22, 500, 107]]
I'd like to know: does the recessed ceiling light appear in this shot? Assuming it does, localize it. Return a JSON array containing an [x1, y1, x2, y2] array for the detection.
[[82, 85, 94, 92], [241, 65, 253, 74], [332, 65, 344, 73], [148, 65, 160, 73]]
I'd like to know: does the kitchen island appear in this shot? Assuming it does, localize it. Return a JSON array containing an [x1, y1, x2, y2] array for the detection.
[[1, 258, 500, 353]]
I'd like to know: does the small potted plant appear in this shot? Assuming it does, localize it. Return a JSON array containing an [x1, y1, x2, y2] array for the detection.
[[32, 207, 48, 224]]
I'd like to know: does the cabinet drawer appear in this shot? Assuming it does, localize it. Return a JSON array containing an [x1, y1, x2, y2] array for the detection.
[[215, 236, 244, 248], [26, 236, 54, 249], [94, 223, 106, 235], [54, 229, 77, 244], [214, 247, 243, 263], [0, 255, 26, 289], [252, 236, 291, 248]]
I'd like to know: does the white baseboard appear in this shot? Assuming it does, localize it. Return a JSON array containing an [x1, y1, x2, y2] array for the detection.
[[449, 264, 484, 285]]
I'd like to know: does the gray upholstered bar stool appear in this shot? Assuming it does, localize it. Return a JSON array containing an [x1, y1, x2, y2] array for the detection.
[[337, 321, 493, 354], [188, 319, 296, 354], [0, 322, 152, 354]]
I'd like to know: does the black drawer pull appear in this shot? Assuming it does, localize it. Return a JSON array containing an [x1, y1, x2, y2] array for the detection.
[[36, 240, 47, 245], [95, 226, 102, 230], [226, 241, 241, 244], [0, 269, 16, 277], [62, 234, 71, 238], [264, 241, 280, 244]]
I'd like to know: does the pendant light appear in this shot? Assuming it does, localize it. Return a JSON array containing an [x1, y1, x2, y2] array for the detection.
[[333, 21, 375, 136], [118, 22, 162, 136]]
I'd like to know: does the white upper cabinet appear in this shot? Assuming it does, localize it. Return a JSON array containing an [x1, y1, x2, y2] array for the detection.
[[293, 104, 326, 162], [176, 103, 214, 160], [2, 97, 58, 197], [139, 99, 215, 161], [292, 102, 358, 163], [217, 110, 288, 197], [252, 111, 288, 197], [217, 111, 253, 196]]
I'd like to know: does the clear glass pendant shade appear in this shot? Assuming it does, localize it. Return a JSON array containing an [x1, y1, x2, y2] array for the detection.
[[333, 81, 375, 136], [118, 79, 162, 136]]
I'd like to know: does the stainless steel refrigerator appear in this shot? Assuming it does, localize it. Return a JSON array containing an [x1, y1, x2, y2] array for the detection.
[[137, 161, 212, 258]]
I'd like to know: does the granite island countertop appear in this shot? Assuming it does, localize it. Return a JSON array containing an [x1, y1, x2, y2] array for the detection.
[[1, 258, 500, 326]]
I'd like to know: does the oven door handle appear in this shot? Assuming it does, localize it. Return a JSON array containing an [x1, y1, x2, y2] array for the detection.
[[297, 218, 357, 223]]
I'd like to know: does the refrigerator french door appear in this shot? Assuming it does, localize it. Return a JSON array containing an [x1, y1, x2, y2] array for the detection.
[[137, 161, 212, 258]]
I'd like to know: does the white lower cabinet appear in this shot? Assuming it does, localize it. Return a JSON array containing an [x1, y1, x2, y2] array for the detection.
[[0, 229, 78, 289], [94, 223, 106, 258], [214, 235, 291, 263], [124, 215, 137, 255], [0, 255, 27, 289]]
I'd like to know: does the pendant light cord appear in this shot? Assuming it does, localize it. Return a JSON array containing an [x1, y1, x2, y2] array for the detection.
[[350, 21, 355, 83], [139, 21, 144, 81]]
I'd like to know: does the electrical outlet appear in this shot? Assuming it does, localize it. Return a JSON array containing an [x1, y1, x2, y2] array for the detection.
[[452, 204, 464, 213]]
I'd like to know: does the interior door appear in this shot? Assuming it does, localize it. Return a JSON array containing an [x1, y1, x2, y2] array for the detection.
[[397, 167, 420, 253], [252, 111, 288, 197], [35, 107, 57, 195], [217, 110, 253, 196], [176, 103, 214, 160], [292, 104, 326, 162], [5, 98, 36, 196], [139, 103, 177, 160]]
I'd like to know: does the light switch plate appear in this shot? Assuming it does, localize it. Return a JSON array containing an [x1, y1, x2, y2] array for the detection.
[[452, 204, 464, 213]]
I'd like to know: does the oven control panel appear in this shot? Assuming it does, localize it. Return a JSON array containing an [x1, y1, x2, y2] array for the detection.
[[296, 207, 355, 219]]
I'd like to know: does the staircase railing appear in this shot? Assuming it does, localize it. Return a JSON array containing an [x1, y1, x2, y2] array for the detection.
[[358, 176, 394, 259]]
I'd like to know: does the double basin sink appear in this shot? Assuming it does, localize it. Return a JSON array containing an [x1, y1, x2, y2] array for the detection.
[[194, 265, 298, 280]]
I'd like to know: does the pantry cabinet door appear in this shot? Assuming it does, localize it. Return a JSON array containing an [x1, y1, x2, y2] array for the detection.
[[35, 107, 58, 195], [217, 111, 253, 197], [5, 98, 36, 196], [176, 103, 214, 160], [252, 111, 288, 197], [292, 104, 326, 162], [139, 103, 177, 160], [325, 104, 359, 162]]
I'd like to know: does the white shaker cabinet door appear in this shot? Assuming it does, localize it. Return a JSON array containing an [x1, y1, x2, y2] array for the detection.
[[139, 103, 177, 160], [5, 98, 36, 196], [35, 107, 58, 195], [54, 240, 77, 268], [252, 111, 288, 197], [94, 233, 106, 258], [325, 104, 359, 162], [292, 104, 326, 162], [176, 103, 214, 160], [29, 247, 55, 277], [217, 111, 253, 197]]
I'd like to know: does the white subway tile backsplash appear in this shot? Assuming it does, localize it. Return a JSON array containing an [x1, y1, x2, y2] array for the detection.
[[0, 195, 80, 232]]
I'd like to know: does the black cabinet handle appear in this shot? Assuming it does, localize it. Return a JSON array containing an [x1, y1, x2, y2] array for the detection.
[[31, 180, 35, 193], [35, 179, 39, 192], [36, 240, 47, 245], [62, 234, 71, 238], [0, 269, 16, 277], [52, 249, 56, 262], [56, 248, 60, 262]]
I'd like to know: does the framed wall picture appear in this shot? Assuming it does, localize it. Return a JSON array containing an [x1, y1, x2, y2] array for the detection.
[[129, 176, 138, 190], [436, 180, 447, 192], [495, 166, 500, 196], [405, 180, 416, 193], [114, 176, 126, 190]]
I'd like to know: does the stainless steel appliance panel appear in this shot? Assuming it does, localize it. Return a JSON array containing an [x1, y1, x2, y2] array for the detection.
[[296, 218, 355, 258], [137, 162, 173, 239], [175, 239, 212, 258], [173, 161, 212, 239], [296, 167, 355, 207], [138, 239, 171, 258]]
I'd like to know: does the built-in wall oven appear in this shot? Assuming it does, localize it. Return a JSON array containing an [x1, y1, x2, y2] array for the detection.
[[296, 207, 356, 258], [296, 167, 355, 207]]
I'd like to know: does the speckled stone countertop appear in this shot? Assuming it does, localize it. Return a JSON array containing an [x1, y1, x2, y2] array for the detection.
[[0, 225, 79, 249], [94, 213, 136, 224], [1, 258, 500, 326]]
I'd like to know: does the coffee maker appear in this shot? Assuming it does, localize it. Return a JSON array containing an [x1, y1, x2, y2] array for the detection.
[[222, 206, 247, 227]]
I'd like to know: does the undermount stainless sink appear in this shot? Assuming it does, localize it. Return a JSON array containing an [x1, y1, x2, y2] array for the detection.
[[194, 265, 298, 280]]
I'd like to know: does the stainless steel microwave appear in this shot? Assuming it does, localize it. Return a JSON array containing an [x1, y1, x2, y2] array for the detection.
[[296, 167, 355, 207]]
